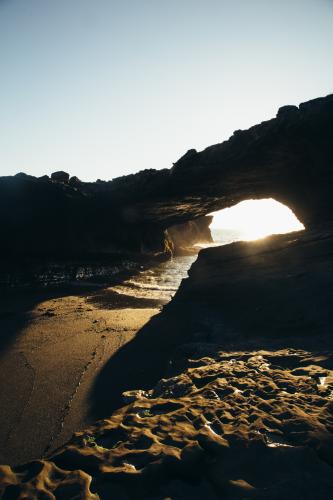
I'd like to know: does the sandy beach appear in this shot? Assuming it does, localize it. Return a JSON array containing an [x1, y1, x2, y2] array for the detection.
[[0, 286, 163, 466]]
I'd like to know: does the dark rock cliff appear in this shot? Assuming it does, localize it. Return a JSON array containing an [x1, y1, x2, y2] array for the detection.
[[167, 216, 213, 255], [1, 93, 332, 263], [167, 225, 333, 348]]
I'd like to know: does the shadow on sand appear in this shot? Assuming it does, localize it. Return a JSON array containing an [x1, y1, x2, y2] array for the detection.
[[88, 300, 192, 419], [0, 288, 80, 357], [0, 262, 158, 358]]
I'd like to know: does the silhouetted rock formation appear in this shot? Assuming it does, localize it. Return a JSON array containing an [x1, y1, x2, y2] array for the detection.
[[1, 95, 333, 498], [50, 170, 70, 183], [167, 216, 213, 255], [0, 94, 332, 264], [168, 226, 333, 346]]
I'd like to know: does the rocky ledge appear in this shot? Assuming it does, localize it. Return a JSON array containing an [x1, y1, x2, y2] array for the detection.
[[168, 225, 333, 347]]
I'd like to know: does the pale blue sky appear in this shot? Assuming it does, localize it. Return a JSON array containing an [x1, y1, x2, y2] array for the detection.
[[1, 0, 332, 181]]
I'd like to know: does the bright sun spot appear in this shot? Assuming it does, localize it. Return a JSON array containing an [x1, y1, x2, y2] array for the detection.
[[209, 199, 305, 241]]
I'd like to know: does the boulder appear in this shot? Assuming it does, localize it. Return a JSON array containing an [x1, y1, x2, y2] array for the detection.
[[69, 175, 82, 186], [276, 104, 298, 117], [51, 171, 70, 183]]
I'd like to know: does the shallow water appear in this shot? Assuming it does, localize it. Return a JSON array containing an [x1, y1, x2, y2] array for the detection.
[[110, 229, 243, 302], [110, 255, 198, 301], [1, 229, 242, 290]]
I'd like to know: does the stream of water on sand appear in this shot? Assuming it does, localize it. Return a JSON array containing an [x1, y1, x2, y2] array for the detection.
[[110, 229, 243, 302]]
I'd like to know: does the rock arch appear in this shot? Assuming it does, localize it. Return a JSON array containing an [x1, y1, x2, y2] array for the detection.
[[0, 94, 332, 259]]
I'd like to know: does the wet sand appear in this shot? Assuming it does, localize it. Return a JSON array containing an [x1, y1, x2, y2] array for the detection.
[[0, 253, 200, 467], [0, 287, 164, 466]]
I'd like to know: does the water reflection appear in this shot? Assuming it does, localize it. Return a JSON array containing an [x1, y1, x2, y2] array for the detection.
[[109, 255, 197, 302], [109, 229, 243, 302]]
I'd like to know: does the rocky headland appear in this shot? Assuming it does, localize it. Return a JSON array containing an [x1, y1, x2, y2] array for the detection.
[[1, 94, 333, 499]]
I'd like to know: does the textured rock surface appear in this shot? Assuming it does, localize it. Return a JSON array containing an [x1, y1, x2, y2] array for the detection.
[[1, 94, 332, 260], [167, 226, 333, 347], [167, 216, 213, 255], [2, 348, 333, 499]]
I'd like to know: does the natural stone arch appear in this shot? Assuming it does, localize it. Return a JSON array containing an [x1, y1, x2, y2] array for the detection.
[[0, 94, 332, 259], [133, 94, 333, 231]]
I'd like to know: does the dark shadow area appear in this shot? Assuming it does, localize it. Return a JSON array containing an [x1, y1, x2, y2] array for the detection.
[[86, 289, 167, 310], [89, 301, 193, 419], [90, 226, 333, 421], [0, 260, 176, 466], [0, 287, 83, 356]]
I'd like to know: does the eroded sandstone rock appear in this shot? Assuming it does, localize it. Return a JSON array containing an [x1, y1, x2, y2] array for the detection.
[[2, 348, 333, 499]]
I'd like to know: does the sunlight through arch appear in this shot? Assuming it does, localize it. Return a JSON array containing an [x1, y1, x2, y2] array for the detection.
[[209, 199, 305, 242]]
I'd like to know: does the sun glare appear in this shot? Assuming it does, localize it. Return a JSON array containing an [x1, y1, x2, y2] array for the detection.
[[209, 199, 305, 241]]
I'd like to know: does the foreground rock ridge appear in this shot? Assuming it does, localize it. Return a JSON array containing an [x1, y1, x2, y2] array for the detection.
[[1, 93, 332, 262]]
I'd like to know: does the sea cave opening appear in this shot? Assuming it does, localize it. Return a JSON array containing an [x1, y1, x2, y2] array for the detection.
[[108, 199, 305, 306], [208, 198, 305, 245]]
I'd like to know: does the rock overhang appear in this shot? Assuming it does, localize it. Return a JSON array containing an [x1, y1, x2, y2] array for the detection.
[[0, 93, 332, 258]]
